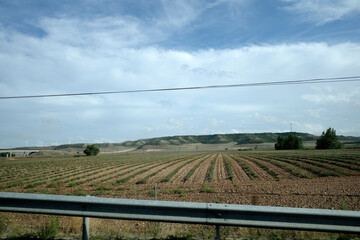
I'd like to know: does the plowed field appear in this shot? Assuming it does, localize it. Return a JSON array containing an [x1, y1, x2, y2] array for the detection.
[[1, 149, 360, 239], [1, 149, 360, 211]]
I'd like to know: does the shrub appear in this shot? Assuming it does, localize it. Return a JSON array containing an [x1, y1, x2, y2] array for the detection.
[[0, 152, 12, 157], [275, 134, 303, 150], [316, 128, 343, 149], [84, 144, 100, 156]]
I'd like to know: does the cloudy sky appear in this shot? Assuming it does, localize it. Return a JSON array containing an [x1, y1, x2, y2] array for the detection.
[[1, 0, 360, 148]]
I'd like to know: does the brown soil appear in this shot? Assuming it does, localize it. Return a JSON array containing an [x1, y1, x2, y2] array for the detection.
[[226, 155, 250, 182], [120, 175, 360, 211], [145, 155, 204, 184], [3, 151, 360, 211], [261, 155, 316, 178], [170, 155, 210, 183], [248, 155, 296, 179], [87, 163, 138, 184], [2, 151, 360, 239], [213, 153, 228, 182], [186, 154, 214, 185]]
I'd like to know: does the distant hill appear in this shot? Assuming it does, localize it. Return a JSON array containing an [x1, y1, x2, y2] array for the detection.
[[91, 132, 359, 148], [120, 132, 319, 148], [11, 132, 360, 151]]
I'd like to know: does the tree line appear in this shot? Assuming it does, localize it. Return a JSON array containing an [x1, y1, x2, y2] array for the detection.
[[275, 128, 343, 150]]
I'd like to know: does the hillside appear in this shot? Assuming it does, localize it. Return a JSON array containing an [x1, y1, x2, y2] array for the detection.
[[120, 132, 318, 147], [9, 132, 360, 152]]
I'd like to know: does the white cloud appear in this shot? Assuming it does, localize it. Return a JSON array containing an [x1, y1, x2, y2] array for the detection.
[[145, 126, 160, 133], [282, 0, 360, 25], [38, 17, 161, 49], [35, 96, 103, 107], [167, 118, 184, 129], [93, 137, 114, 143], [297, 123, 325, 135], [77, 109, 106, 120], [157, 0, 252, 34], [302, 87, 360, 104], [159, 0, 205, 29], [230, 129, 241, 133], [254, 113, 278, 123], [214, 104, 262, 113], [209, 118, 222, 127], [307, 108, 326, 119]]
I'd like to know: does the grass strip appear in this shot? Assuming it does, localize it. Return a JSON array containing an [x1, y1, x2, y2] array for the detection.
[[115, 160, 164, 184], [183, 155, 211, 182], [275, 157, 340, 177], [136, 158, 187, 184], [161, 155, 206, 182], [206, 154, 218, 181], [251, 159, 280, 181], [232, 155, 259, 180], [265, 158, 311, 178], [223, 155, 234, 180]]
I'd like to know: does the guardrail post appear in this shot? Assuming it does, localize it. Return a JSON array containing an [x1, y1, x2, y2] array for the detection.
[[155, 185, 157, 200], [82, 216, 89, 240], [216, 225, 220, 240], [155, 185, 158, 236], [82, 195, 90, 240]]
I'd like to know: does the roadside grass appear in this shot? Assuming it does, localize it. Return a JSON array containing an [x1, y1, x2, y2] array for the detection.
[[200, 183, 215, 193]]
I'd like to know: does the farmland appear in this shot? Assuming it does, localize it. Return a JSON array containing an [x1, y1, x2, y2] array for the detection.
[[1, 149, 360, 207], [1, 149, 360, 239]]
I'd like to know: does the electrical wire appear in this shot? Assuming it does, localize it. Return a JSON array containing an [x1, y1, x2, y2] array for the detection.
[[1, 75, 360, 100]]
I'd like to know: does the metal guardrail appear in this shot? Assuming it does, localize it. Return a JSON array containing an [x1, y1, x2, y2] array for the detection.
[[1, 192, 360, 239]]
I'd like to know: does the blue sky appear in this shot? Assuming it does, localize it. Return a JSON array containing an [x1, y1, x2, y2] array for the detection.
[[0, 0, 360, 148]]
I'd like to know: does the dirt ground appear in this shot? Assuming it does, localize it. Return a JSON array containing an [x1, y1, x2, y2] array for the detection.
[[1, 151, 360, 239], [103, 175, 360, 211], [2, 176, 359, 240]]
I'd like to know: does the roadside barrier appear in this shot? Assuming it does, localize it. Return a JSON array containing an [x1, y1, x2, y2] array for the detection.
[[0, 192, 359, 239]]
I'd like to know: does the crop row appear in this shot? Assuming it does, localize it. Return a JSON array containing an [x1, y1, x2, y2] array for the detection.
[[0, 153, 203, 190], [264, 156, 341, 177], [1, 150, 359, 194], [252, 155, 311, 179], [235, 150, 360, 179], [230, 154, 259, 179], [161, 154, 208, 182], [184, 155, 212, 182], [222, 155, 234, 180], [206, 153, 218, 181], [250, 158, 280, 180], [276, 155, 360, 173]]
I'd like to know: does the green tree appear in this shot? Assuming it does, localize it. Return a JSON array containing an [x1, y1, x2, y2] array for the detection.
[[316, 128, 343, 149], [0, 152, 14, 157], [275, 134, 303, 150], [84, 144, 100, 156]]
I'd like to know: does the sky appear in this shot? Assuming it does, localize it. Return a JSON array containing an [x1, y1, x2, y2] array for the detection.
[[1, 0, 360, 148]]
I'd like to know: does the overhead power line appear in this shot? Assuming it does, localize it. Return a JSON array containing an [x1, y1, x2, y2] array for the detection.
[[1, 75, 360, 100]]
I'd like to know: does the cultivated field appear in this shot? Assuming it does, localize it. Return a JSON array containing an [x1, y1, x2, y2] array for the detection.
[[1, 149, 360, 239]]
